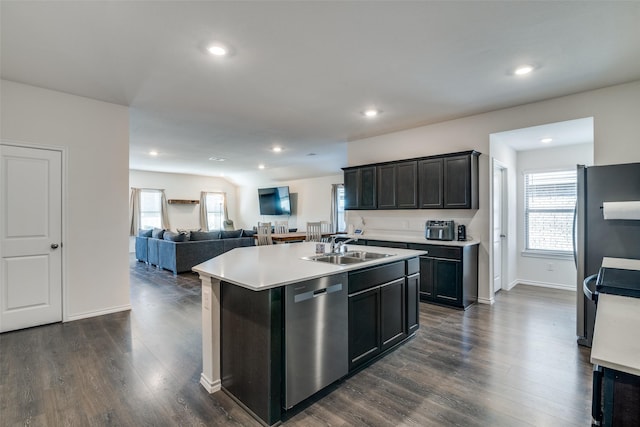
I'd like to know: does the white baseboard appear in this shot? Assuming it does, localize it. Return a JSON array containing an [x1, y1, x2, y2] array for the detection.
[[514, 279, 575, 291], [65, 304, 132, 322], [504, 280, 519, 291], [478, 296, 494, 305], [200, 373, 221, 393]]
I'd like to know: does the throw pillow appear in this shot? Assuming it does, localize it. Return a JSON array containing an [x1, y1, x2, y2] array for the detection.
[[220, 229, 242, 239], [190, 230, 220, 241], [163, 231, 190, 242], [151, 228, 165, 239], [138, 228, 153, 237], [241, 229, 255, 237]]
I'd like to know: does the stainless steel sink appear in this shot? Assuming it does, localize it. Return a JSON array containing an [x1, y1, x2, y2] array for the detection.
[[302, 251, 394, 265], [341, 251, 393, 260]]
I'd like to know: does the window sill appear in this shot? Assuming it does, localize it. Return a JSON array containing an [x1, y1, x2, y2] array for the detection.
[[521, 249, 574, 260]]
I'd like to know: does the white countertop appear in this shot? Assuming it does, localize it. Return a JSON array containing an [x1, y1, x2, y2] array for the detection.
[[192, 242, 426, 291], [602, 257, 640, 271], [591, 293, 640, 376], [334, 233, 480, 247]]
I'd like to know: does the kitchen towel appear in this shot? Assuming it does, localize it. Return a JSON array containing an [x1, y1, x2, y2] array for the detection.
[[602, 201, 640, 220]]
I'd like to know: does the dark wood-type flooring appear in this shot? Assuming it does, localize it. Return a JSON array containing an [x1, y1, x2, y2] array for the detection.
[[0, 256, 593, 426]]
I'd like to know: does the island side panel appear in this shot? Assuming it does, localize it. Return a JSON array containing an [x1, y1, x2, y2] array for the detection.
[[221, 282, 283, 426], [199, 274, 222, 392]]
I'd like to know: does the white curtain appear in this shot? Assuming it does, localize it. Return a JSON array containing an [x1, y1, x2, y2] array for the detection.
[[160, 190, 171, 230], [199, 191, 209, 231], [129, 187, 141, 236], [330, 184, 339, 233]]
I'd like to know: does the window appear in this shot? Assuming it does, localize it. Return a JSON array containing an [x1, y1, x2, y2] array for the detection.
[[205, 193, 225, 230], [140, 190, 162, 229], [524, 170, 577, 255], [336, 184, 345, 232]]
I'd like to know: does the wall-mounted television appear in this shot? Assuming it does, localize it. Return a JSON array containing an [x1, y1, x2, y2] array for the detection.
[[258, 186, 291, 216]]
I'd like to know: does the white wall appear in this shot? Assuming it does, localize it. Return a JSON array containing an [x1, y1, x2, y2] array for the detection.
[[347, 81, 640, 304], [1, 80, 130, 321], [516, 143, 593, 290], [129, 170, 239, 251], [237, 174, 343, 231]]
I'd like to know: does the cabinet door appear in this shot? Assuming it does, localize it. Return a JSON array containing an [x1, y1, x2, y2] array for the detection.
[[344, 169, 359, 210], [380, 278, 406, 351], [396, 161, 418, 209], [433, 258, 461, 304], [418, 159, 443, 208], [406, 273, 419, 335], [443, 155, 471, 208], [418, 256, 434, 300], [377, 164, 396, 209], [348, 288, 380, 369], [359, 166, 377, 209]]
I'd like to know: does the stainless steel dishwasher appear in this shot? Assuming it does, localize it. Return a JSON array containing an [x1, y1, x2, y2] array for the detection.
[[284, 272, 348, 409]]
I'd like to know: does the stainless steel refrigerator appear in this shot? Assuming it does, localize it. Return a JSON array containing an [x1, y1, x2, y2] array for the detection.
[[575, 163, 640, 347]]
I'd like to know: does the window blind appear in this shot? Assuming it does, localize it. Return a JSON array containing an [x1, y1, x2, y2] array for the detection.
[[524, 170, 577, 253]]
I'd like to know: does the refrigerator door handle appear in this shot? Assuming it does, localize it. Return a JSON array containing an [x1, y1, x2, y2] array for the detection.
[[572, 203, 578, 268]]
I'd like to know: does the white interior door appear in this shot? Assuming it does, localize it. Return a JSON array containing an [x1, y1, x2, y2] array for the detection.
[[493, 163, 505, 293], [0, 145, 62, 332]]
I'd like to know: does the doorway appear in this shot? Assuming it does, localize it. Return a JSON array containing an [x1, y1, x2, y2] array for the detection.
[[0, 144, 64, 332], [492, 161, 507, 294]]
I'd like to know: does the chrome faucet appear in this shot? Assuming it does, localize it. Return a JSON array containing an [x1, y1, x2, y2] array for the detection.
[[333, 237, 357, 253]]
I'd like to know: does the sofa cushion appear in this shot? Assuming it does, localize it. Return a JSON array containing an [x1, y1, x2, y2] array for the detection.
[[190, 230, 220, 241], [138, 228, 153, 237], [220, 229, 242, 239], [151, 228, 165, 239], [163, 231, 190, 242], [241, 229, 256, 237]]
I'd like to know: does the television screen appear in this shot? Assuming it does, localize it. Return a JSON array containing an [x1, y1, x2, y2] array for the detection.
[[258, 186, 291, 215]]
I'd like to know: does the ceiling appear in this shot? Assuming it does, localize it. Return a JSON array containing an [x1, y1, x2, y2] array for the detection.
[[492, 117, 594, 152], [2, 1, 639, 184]]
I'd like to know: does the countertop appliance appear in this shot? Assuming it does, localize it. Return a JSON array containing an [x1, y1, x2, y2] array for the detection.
[[425, 220, 455, 241], [575, 163, 640, 347], [284, 273, 348, 409]]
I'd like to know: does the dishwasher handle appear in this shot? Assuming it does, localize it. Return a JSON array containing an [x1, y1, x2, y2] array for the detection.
[[294, 283, 343, 303]]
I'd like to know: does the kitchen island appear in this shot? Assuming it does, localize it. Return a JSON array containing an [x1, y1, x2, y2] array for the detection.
[[193, 242, 426, 426]]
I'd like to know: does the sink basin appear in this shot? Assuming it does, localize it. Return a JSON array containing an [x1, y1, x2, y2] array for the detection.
[[302, 251, 394, 265], [341, 251, 394, 260]]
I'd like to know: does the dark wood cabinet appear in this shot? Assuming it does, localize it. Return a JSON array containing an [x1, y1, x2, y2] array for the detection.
[[343, 166, 377, 210], [406, 272, 419, 335], [443, 153, 478, 209], [344, 151, 478, 211], [380, 278, 405, 351], [377, 161, 418, 209], [409, 243, 478, 309], [418, 158, 443, 208], [347, 259, 418, 371]]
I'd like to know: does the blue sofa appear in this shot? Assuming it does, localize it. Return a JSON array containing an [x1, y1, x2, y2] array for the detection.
[[135, 229, 255, 275]]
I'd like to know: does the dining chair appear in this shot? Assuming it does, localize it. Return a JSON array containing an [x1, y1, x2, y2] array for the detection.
[[320, 221, 332, 242], [274, 221, 289, 234], [306, 222, 323, 242], [257, 222, 273, 246]]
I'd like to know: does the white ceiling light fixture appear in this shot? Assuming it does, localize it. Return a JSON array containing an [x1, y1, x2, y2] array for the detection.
[[149, 150, 158, 156], [541, 137, 553, 143], [258, 164, 265, 169], [207, 44, 229, 57], [362, 109, 381, 118], [513, 65, 534, 76], [208, 156, 226, 161], [272, 146, 282, 153]]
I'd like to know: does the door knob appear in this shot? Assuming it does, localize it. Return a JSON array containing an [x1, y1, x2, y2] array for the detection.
[[51, 243, 59, 249]]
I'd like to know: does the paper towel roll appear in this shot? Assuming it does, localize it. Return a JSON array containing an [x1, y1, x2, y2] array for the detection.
[[602, 201, 640, 220]]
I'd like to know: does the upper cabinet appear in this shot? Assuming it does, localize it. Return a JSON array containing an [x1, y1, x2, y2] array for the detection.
[[344, 166, 377, 210], [377, 161, 418, 209], [344, 151, 479, 210]]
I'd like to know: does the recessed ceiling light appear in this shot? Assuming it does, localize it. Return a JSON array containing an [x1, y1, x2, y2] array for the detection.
[[514, 65, 534, 76], [207, 44, 228, 56], [149, 151, 158, 156], [363, 109, 381, 118], [272, 146, 282, 153], [208, 156, 226, 161], [258, 164, 265, 169], [541, 138, 553, 143]]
